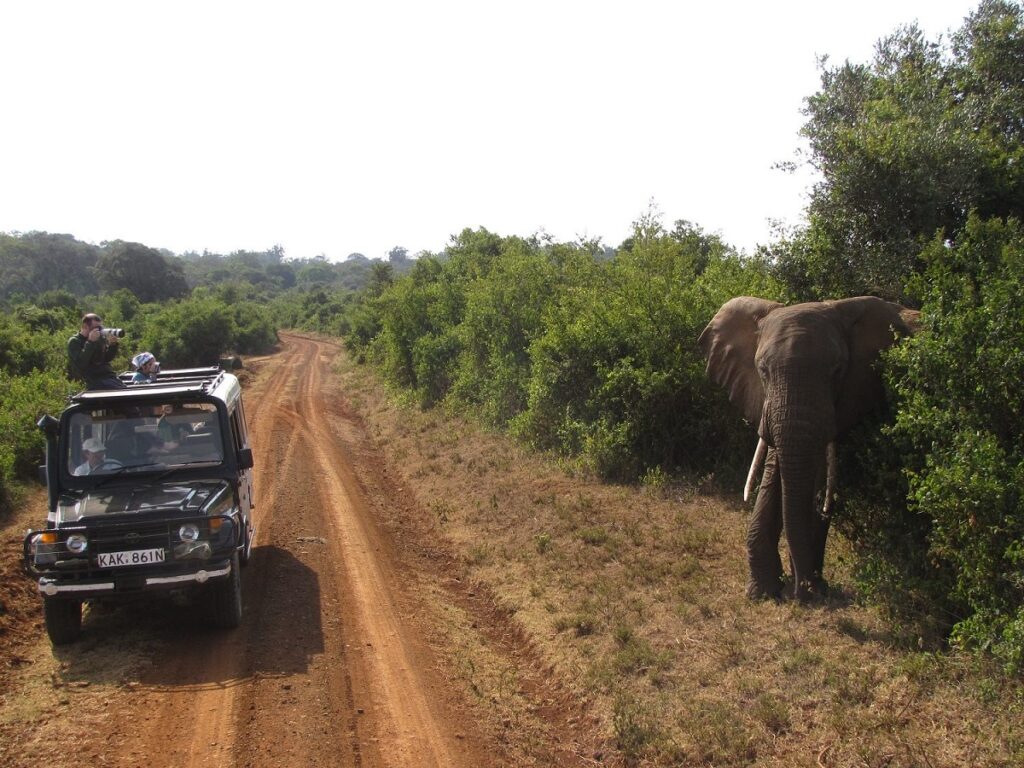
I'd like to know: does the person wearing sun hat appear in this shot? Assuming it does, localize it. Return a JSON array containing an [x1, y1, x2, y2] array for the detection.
[[74, 437, 108, 475], [131, 351, 160, 384]]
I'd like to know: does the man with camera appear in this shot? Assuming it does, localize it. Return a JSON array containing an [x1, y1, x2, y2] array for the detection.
[[67, 313, 127, 390]]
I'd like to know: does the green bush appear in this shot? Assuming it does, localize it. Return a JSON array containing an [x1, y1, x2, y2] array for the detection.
[[340, 220, 785, 482], [884, 216, 1024, 669], [515, 217, 784, 480], [0, 368, 72, 512], [142, 298, 237, 368], [229, 301, 278, 354], [0, 311, 78, 376], [452, 239, 562, 425]]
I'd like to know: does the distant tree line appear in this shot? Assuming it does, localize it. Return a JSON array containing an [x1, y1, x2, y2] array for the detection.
[[0, 234, 414, 303]]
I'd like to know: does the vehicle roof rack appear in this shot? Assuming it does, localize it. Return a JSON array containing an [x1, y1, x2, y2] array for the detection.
[[73, 367, 228, 403]]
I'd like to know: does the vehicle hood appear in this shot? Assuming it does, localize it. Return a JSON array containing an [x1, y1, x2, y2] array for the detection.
[[56, 481, 231, 523]]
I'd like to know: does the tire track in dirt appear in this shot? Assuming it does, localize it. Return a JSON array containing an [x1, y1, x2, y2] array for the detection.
[[168, 341, 313, 767], [289, 336, 469, 767]]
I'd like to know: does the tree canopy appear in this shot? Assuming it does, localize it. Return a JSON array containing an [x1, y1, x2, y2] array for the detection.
[[772, 0, 1024, 301], [94, 241, 189, 302]]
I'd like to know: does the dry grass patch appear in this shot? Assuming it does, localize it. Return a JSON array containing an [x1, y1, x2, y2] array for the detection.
[[336, 353, 1024, 767]]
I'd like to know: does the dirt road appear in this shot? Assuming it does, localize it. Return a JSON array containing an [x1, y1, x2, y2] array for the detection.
[[1, 334, 590, 767]]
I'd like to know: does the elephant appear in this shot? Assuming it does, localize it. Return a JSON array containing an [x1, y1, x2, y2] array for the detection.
[[698, 296, 919, 601]]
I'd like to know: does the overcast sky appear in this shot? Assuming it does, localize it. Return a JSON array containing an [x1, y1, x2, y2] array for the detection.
[[1, 1, 983, 261]]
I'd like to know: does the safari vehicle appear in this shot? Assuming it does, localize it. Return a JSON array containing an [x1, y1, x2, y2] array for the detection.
[[24, 367, 255, 645]]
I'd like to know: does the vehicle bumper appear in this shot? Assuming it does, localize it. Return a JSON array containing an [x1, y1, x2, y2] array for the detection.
[[36, 559, 233, 599]]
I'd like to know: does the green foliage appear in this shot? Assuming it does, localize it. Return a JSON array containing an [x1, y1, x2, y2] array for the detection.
[[0, 311, 76, 376], [452, 237, 561, 424], [338, 218, 782, 481], [141, 298, 238, 367], [772, 0, 1024, 301], [0, 232, 100, 300], [882, 216, 1024, 669], [371, 254, 465, 405], [0, 368, 71, 511], [515, 214, 783, 480], [95, 241, 189, 302], [229, 301, 279, 354]]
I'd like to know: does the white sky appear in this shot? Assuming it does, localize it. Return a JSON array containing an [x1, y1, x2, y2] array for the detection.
[[0, 1, 983, 261]]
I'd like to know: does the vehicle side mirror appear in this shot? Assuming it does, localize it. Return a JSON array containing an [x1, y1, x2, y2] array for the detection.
[[37, 464, 48, 486], [37, 414, 59, 436], [237, 448, 254, 470]]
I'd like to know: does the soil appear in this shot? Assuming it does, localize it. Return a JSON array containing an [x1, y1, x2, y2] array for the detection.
[[0, 333, 599, 768]]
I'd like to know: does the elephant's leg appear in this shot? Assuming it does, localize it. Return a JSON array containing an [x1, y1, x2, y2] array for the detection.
[[746, 450, 783, 600], [809, 510, 831, 594]]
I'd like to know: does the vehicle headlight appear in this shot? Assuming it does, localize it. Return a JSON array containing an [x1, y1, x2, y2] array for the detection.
[[65, 533, 88, 554], [179, 523, 200, 543], [30, 532, 58, 565]]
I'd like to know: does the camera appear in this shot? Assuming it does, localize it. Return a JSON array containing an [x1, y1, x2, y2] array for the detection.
[[99, 327, 125, 339]]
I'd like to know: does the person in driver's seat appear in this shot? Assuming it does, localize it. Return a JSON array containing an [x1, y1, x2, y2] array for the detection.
[[73, 438, 108, 475]]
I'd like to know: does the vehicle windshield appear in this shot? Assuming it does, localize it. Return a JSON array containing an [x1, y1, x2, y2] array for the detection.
[[65, 402, 224, 476]]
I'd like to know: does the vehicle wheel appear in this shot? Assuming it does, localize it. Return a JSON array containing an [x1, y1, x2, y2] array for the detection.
[[44, 599, 82, 645], [207, 552, 242, 629]]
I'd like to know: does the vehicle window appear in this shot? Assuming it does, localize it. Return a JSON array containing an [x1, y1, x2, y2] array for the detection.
[[66, 402, 224, 475], [229, 409, 244, 452]]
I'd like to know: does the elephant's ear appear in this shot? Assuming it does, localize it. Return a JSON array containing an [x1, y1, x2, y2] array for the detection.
[[698, 297, 783, 425], [832, 296, 918, 433]]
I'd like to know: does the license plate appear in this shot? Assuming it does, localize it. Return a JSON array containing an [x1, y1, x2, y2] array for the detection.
[[97, 548, 166, 568]]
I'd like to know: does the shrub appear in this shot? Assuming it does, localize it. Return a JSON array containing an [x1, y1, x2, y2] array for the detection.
[[884, 216, 1024, 669], [0, 368, 71, 513], [515, 216, 784, 480], [229, 301, 278, 354], [142, 298, 237, 368]]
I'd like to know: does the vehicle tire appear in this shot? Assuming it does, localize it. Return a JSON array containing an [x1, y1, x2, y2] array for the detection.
[[207, 552, 242, 629], [44, 599, 82, 645]]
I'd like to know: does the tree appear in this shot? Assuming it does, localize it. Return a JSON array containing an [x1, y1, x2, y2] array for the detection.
[[0, 232, 100, 299], [296, 257, 336, 285], [880, 215, 1024, 669], [94, 241, 189, 302], [773, 0, 1024, 301]]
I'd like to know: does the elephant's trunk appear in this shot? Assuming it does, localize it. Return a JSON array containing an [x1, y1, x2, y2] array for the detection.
[[763, 391, 834, 601], [775, 441, 825, 600], [745, 437, 835, 511], [744, 438, 768, 502]]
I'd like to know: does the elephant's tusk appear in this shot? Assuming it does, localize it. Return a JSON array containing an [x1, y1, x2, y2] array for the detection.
[[823, 442, 838, 515], [744, 438, 768, 502]]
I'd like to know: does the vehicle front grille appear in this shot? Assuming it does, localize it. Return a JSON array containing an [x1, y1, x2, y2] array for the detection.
[[89, 522, 170, 553]]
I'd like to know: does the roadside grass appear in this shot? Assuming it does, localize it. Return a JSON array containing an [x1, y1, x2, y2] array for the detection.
[[336, 353, 1024, 767]]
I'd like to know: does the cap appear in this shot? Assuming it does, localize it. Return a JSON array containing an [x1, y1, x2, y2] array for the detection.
[[132, 352, 156, 369], [82, 438, 106, 453]]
